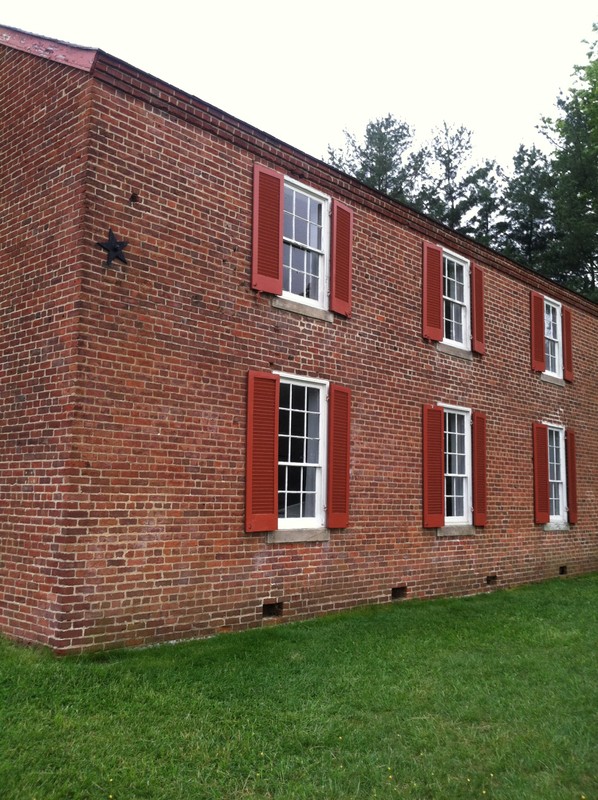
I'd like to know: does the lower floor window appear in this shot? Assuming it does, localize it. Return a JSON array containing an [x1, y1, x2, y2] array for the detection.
[[246, 371, 351, 533], [444, 407, 472, 524], [278, 378, 326, 527], [548, 426, 566, 521]]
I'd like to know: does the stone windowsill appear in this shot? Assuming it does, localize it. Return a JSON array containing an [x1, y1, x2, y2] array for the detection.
[[266, 528, 330, 544], [272, 297, 334, 323], [543, 521, 570, 532], [436, 524, 476, 537], [540, 373, 566, 387], [436, 342, 474, 361]]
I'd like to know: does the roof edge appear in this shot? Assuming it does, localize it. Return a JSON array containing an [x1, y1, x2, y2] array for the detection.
[[0, 24, 97, 71]]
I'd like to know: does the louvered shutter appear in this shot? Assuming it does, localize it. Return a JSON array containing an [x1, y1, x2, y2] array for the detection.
[[251, 164, 283, 295], [533, 422, 550, 524], [330, 201, 353, 317], [327, 384, 351, 528], [530, 292, 545, 372], [422, 243, 443, 341], [472, 412, 487, 526], [246, 371, 279, 532], [471, 263, 486, 354], [562, 307, 574, 382], [423, 404, 444, 527], [566, 428, 578, 524]]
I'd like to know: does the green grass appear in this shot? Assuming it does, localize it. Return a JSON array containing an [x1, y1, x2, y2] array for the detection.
[[1, 575, 597, 800]]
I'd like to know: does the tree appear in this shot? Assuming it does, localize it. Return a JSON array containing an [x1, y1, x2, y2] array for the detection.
[[327, 114, 427, 205], [495, 145, 555, 268], [540, 27, 598, 299]]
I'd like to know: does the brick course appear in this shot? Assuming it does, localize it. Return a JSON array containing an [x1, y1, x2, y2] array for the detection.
[[1, 27, 596, 651]]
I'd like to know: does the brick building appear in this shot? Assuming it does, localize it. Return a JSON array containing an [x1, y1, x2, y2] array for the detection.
[[1, 25, 596, 652]]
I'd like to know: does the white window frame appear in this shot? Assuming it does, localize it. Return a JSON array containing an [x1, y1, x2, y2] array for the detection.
[[282, 178, 330, 311], [440, 403, 472, 524], [276, 372, 328, 530], [544, 297, 563, 378], [442, 249, 471, 350], [546, 424, 568, 524]]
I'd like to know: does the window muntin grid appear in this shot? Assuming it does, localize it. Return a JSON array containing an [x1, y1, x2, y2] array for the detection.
[[548, 426, 566, 521], [444, 408, 471, 523], [443, 254, 469, 347], [544, 300, 562, 376], [283, 182, 327, 307], [278, 379, 325, 527]]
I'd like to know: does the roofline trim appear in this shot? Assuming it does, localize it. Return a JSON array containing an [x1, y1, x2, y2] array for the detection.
[[0, 25, 97, 71]]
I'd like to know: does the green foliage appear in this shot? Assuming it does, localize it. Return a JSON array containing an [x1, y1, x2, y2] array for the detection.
[[1, 575, 597, 799], [326, 25, 598, 301]]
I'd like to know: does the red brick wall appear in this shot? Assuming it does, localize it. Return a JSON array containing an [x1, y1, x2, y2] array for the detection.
[[0, 48, 89, 645], [1, 45, 597, 651]]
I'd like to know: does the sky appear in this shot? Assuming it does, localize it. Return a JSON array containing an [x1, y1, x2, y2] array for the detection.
[[2, 1, 596, 169]]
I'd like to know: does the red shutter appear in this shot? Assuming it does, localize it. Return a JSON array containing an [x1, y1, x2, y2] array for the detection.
[[533, 422, 549, 524], [246, 371, 279, 532], [566, 428, 578, 524], [471, 263, 485, 354], [330, 201, 353, 317], [423, 404, 444, 527], [472, 412, 487, 526], [530, 292, 545, 372], [422, 242, 443, 341], [327, 384, 351, 528], [251, 164, 283, 295], [562, 307, 574, 382]]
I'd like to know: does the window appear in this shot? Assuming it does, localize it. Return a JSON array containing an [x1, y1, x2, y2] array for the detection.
[[422, 242, 485, 353], [533, 423, 578, 525], [444, 408, 471, 523], [530, 292, 574, 381], [422, 404, 487, 528], [246, 371, 350, 533], [252, 164, 353, 316], [278, 377, 326, 528], [443, 253, 470, 348], [283, 181, 328, 308]]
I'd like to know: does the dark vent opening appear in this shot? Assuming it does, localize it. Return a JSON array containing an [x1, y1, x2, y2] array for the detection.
[[391, 586, 407, 601], [486, 574, 498, 586], [559, 565, 568, 576], [262, 601, 283, 618]]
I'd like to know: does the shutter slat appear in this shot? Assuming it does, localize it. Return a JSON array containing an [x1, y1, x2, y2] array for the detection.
[[566, 428, 578, 524], [533, 422, 550, 524], [246, 371, 279, 532], [330, 201, 353, 317], [530, 292, 545, 372], [471, 263, 486, 354], [423, 404, 444, 527], [327, 384, 351, 528], [472, 412, 488, 526], [251, 164, 283, 295], [423, 243, 443, 341]]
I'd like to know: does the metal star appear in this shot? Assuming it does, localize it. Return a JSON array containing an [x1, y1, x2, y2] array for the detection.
[[97, 228, 128, 266]]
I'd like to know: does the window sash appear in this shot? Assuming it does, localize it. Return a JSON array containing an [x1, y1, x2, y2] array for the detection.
[[544, 299, 562, 377], [548, 426, 567, 521], [443, 254, 470, 348], [277, 377, 327, 529], [282, 180, 329, 309], [443, 408, 472, 523]]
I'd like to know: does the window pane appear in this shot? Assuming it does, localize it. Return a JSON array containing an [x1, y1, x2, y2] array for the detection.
[[287, 494, 301, 518], [295, 192, 308, 221], [290, 437, 304, 463], [291, 385, 306, 409], [291, 411, 305, 436]]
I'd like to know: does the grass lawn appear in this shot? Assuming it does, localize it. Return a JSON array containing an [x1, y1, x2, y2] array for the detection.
[[1, 575, 597, 800]]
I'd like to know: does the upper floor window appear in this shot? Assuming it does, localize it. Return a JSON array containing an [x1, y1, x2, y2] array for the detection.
[[251, 164, 353, 317], [530, 292, 574, 382], [443, 252, 470, 348], [283, 181, 328, 308], [422, 242, 485, 354]]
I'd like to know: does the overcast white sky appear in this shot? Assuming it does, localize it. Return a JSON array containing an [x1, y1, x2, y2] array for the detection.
[[3, 1, 596, 168]]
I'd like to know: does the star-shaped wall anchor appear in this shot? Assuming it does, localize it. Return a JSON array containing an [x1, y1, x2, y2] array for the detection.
[[96, 229, 128, 266]]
